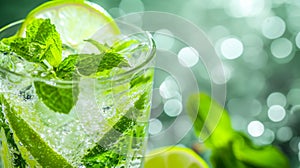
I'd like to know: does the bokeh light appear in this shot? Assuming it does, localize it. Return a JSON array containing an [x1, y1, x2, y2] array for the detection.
[[287, 88, 300, 106], [296, 32, 300, 49], [119, 0, 144, 13], [260, 129, 275, 145], [226, 0, 266, 18], [163, 99, 183, 117], [277, 127, 293, 142], [262, 16, 286, 39], [178, 47, 199, 67], [270, 38, 293, 59], [2, 0, 300, 166], [248, 120, 264, 137], [153, 29, 175, 50], [268, 105, 286, 122], [220, 37, 244, 60], [159, 76, 180, 99], [267, 92, 287, 107], [149, 118, 163, 135]]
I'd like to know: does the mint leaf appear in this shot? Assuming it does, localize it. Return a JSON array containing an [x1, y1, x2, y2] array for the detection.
[[3, 19, 62, 67], [130, 74, 152, 88], [74, 52, 128, 76], [187, 93, 234, 148], [76, 53, 103, 76], [25, 18, 62, 67], [57, 39, 130, 77], [84, 39, 130, 72], [96, 52, 129, 72], [81, 92, 148, 167], [0, 41, 10, 52], [187, 93, 290, 168], [112, 39, 139, 52], [82, 108, 136, 167], [84, 39, 109, 53], [56, 54, 79, 80], [9, 38, 45, 62], [232, 133, 290, 168], [34, 81, 79, 114], [134, 92, 147, 110]]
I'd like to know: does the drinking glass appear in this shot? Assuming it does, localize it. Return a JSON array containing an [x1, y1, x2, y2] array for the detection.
[[0, 20, 156, 168]]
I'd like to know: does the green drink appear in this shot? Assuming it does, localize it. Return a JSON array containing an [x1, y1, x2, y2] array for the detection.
[[0, 1, 155, 167]]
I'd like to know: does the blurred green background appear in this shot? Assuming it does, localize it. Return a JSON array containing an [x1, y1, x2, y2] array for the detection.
[[1, 0, 300, 167]]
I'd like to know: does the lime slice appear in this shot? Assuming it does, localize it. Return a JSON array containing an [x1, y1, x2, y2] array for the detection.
[[1, 97, 73, 167], [144, 146, 209, 168], [0, 128, 13, 168], [18, 0, 120, 49]]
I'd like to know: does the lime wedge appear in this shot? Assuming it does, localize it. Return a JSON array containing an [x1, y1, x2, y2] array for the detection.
[[145, 146, 209, 168], [18, 0, 120, 49], [0, 128, 13, 168], [1, 98, 73, 167]]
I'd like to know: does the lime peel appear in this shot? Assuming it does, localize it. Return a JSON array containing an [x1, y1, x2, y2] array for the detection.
[[145, 146, 209, 168], [1, 98, 73, 168], [17, 0, 120, 49]]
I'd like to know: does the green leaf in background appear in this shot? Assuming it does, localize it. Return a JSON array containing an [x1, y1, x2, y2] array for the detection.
[[34, 81, 79, 114], [232, 133, 290, 168], [187, 93, 235, 148], [187, 93, 290, 168]]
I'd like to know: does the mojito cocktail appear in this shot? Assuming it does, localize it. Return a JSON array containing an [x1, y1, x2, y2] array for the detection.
[[0, 0, 155, 167]]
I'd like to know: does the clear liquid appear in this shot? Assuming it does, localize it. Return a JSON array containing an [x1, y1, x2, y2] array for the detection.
[[0, 51, 154, 167]]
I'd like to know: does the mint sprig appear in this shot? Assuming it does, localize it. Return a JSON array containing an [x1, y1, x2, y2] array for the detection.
[[0, 18, 142, 114], [3, 19, 62, 68], [56, 39, 131, 78]]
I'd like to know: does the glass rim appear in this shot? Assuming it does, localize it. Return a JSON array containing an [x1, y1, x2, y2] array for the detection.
[[0, 20, 156, 85]]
